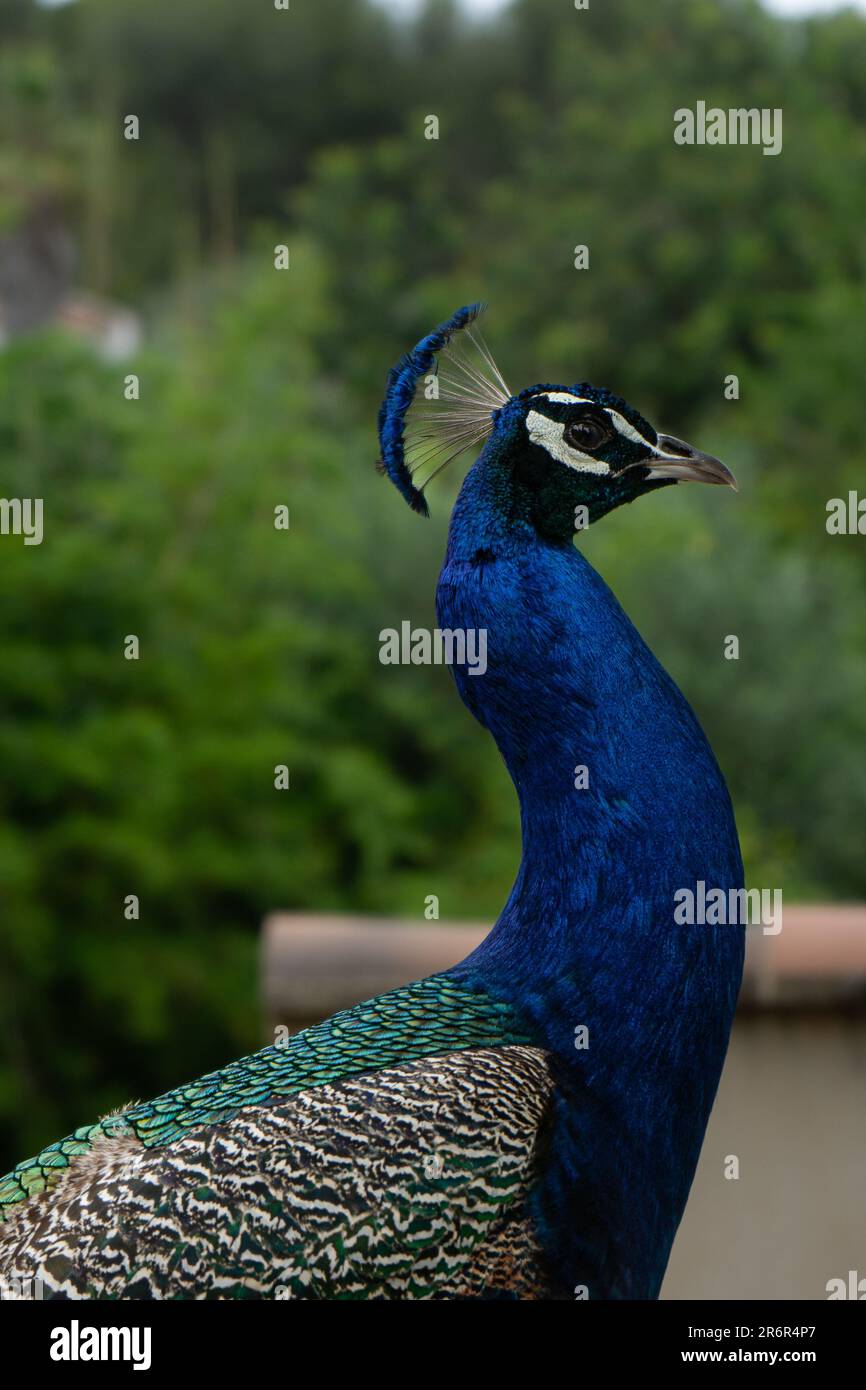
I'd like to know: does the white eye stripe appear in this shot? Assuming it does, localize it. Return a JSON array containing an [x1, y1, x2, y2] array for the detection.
[[525, 408, 610, 475], [604, 409, 651, 447], [537, 391, 594, 406], [532, 392, 655, 448]]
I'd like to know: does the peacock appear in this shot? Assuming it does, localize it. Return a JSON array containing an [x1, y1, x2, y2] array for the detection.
[[0, 305, 743, 1299]]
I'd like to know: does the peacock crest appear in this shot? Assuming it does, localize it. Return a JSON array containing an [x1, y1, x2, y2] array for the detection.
[[377, 303, 510, 515]]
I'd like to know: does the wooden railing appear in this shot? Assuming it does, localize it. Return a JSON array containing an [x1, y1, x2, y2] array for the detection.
[[260, 906, 866, 1031]]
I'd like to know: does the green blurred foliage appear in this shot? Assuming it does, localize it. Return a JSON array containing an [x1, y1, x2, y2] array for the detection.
[[0, 0, 864, 1160]]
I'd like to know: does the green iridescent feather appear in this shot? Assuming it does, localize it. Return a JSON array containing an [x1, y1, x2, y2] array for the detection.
[[0, 973, 531, 1215]]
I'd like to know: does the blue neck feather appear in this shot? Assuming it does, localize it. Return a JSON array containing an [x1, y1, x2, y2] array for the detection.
[[438, 431, 745, 1298]]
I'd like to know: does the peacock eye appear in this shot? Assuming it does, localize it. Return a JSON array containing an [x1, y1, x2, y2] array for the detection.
[[564, 418, 610, 452]]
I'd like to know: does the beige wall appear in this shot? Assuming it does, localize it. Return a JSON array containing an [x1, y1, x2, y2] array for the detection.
[[662, 1015, 866, 1300]]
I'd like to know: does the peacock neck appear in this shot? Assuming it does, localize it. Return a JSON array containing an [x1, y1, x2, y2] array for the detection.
[[437, 441, 744, 1010], [436, 444, 745, 1293]]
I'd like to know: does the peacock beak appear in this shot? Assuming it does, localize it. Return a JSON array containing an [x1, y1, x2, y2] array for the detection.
[[646, 434, 738, 490]]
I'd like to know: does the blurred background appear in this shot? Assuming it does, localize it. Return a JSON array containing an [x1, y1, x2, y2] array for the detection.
[[0, 0, 864, 1298]]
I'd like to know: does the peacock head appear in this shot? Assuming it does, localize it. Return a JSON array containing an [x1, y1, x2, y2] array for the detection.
[[377, 304, 736, 537]]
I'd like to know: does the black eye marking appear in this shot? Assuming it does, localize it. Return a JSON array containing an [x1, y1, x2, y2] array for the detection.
[[563, 414, 612, 452]]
